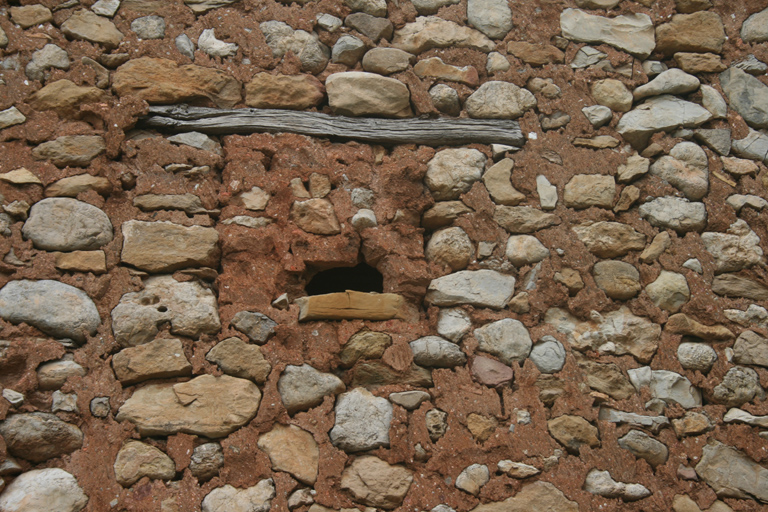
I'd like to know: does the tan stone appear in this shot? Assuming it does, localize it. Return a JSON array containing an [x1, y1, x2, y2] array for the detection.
[[114, 440, 175, 487], [115, 375, 261, 438], [547, 415, 600, 453], [206, 337, 271, 383], [413, 57, 478, 86], [483, 159, 525, 206], [672, 494, 733, 512], [573, 136, 620, 149], [494, 206, 560, 233], [54, 251, 107, 274], [591, 79, 632, 112], [422, 201, 472, 229], [467, 413, 498, 443], [470, 481, 579, 512], [554, 268, 583, 295], [10, 5, 53, 28], [340, 456, 413, 509], [120, 220, 220, 273], [579, 361, 635, 400], [614, 185, 640, 212], [340, 331, 392, 368], [506, 41, 564, 66], [258, 424, 319, 485], [290, 198, 341, 235], [29, 80, 108, 117], [295, 291, 407, 321], [46, 174, 111, 197], [672, 411, 713, 437], [563, 174, 615, 209], [674, 53, 726, 74], [425, 227, 473, 271], [326, 72, 412, 118], [665, 313, 733, 341], [112, 338, 192, 384], [33, 136, 106, 168], [593, 260, 641, 300], [349, 362, 433, 389], [0, 168, 42, 185], [61, 10, 124, 48], [113, 57, 241, 108], [640, 232, 671, 263], [245, 73, 325, 110], [133, 194, 208, 215], [572, 221, 646, 258], [656, 12, 725, 55], [392, 16, 494, 54]]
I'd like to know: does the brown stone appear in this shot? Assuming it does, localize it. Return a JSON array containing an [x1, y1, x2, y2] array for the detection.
[[422, 201, 473, 229], [674, 53, 726, 74], [413, 57, 479, 86], [206, 337, 271, 383], [639, 232, 671, 263], [112, 338, 193, 384], [245, 73, 325, 110], [470, 481, 579, 512], [672, 412, 713, 437], [655, 12, 725, 55], [295, 291, 407, 321], [614, 185, 640, 212], [349, 362, 433, 389], [133, 194, 208, 215], [712, 274, 768, 301], [340, 456, 413, 509], [114, 440, 176, 487], [554, 268, 584, 295], [113, 57, 241, 108], [593, 260, 641, 300], [61, 10, 124, 48], [579, 361, 635, 400], [665, 313, 734, 341], [54, 251, 107, 274], [506, 41, 564, 66], [494, 206, 560, 233], [572, 221, 646, 258], [46, 174, 112, 197], [467, 413, 498, 442], [471, 356, 513, 387], [339, 331, 392, 368], [290, 198, 341, 235], [258, 424, 319, 485], [120, 220, 220, 273], [28, 80, 109, 117], [10, 5, 52, 28], [547, 415, 600, 454]]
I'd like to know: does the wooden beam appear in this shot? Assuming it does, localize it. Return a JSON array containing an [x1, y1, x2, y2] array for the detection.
[[295, 290, 408, 321], [141, 105, 525, 147]]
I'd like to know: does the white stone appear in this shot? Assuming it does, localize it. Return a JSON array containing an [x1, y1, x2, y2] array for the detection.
[[437, 308, 471, 342], [505, 235, 550, 267], [0, 468, 88, 512], [330, 388, 392, 451], [425, 148, 486, 200], [202, 480, 275, 512], [536, 175, 558, 209]]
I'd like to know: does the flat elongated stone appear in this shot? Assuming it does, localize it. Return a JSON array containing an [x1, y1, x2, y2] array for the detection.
[[392, 16, 494, 54], [656, 12, 725, 55], [560, 9, 655, 58], [410, 336, 467, 367], [258, 424, 319, 485], [720, 67, 768, 130], [494, 206, 560, 233], [23, 198, 113, 252], [712, 274, 768, 300], [113, 57, 241, 108], [425, 270, 515, 309], [0, 413, 83, 462], [572, 221, 646, 258], [46, 174, 111, 198], [121, 220, 219, 273], [61, 10, 124, 48], [112, 338, 192, 384], [32, 136, 106, 167], [0, 280, 100, 342], [617, 95, 713, 148], [116, 375, 261, 438], [246, 73, 325, 110], [470, 481, 578, 512], [696, 441, 768, 502]]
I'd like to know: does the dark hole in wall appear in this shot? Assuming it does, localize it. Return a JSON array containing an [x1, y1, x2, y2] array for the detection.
[[305, 262, 384, 295]]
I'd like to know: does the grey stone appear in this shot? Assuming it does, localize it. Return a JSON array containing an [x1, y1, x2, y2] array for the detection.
[[351, 209, 377, 230], [202, 480, 275, 512], [111, 276, 220, 346], [332, 36, 366, 66], [389, 390, 430, 410], [230, 311, 277, 344], [571, 46, 607, 69], [410, 336, 466, 367], [426, 270, 515, 309], [345, 0, 386, 16], [720, 67, 768, 129], [90, 397, 110, 418], [486, 52, 510, 74], [456, 464, 489, 496], [732, 128, 768, 163], [536, 175, 558, 209], [642, 60, 668, 76], [437, 308, 471, 342], [734, 54, 768, 75], [582, 105, 612, 128], [677, 342, 717, 372], [190, 442, 224, 481], [426, 149, 486, 201], [0, 280, 99, 342], [584, 469, 651, 501], [410, 0, 460, 14], [696, 441, 768, 502], [0, 468, 88, 512], [23, 198, 112, 251], [52, 390, 78, 412], [638, 196, 707, 233], [184, 0, 240, 13], [3, 390, 23, 406], [726, 194, 768, 212], [0, 107, 26, 130], [167, 131, 221, 153], [702, 219, 764, 274], [176, 34, 195, 59], [529, 336, 566, 374], [467, 0, 512, 39], [598, 407, 670, 433], [131, 15, 165, 39], [701, 84, 727, 119], [724, 408, 768, 428], [198, 28, 238, 57], [474, 318, 532, 365], [633, 68, 699, 100], [725, 304, 768, 329], [465, 81, 536, 119], [316, 13, 343, 32], [618, 430, 668, 467], [345, 13, 393, 42], [694, 128, 731, 156], [0, 413, 82, 462], [32, 135, 105, 167], [330, 387, 392, 451], [260, 21, 329, 74], [26, 44, 69, 81], [617, 95, 713, 148], [734, 330, 768, 367], [92, 0, 120, 17], [429, 84, 461, 116], [683, 258, 703, 273], [278, 364, 345, 414], [713, 366, 764, 407], [560, 8, 655, 58], [628, 367, 702, 408], [741, 8, 768, 44]]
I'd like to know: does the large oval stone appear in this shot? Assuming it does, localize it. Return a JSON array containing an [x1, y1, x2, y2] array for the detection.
[[22, 198, 113, 251]]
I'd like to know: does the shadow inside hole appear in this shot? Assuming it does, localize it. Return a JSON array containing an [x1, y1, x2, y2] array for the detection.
[[305, 262, 383, 296]]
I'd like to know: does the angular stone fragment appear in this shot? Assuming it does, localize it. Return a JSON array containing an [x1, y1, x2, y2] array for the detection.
[[494, 206, 560, 233], [465, 81, 536, 120], [734, 330, 768, 367], [720, 67, 768, 130], [345, 13, 393, 42], [111, 276, 220, 346], [572, 221, 645, 259], [471, 356, 513, 387], [184, 0, 240, 13], [579, 360, 634, 400], [560, 8, 655, 58], [28, 80, 109, 119], [619, 430, 668, 467], [246, 73, 324, 109], [545, 307, 659, 363], [116, 375, 261, 437], [132, 15, 166, 40], [258, 424, 319, 485], [202, 480, 275, 512], [564, 175, 615, 209], [617, 95, 713, 148], [584, 469, 651, 501], [350, 362, 432, 389], [646, 271, 690, 313], [207, 337, 271, 383], [341, 456, 413, 509], [410, 336, 466, 367], [742, 8, 768, 43], [456, 464, 490, 495], [507, 41, 564, 66], [113, 57, 241, 108], [290, 198, 341, 235], [506, 235, 549, 267], [114, 440, 176, 487], [0, 280, 100, 342], [23, 198, 112, 251], [674, 52, 726, 74], [121, 220, 219, 273], [673, 411, 713, 437], [340, 330, 391, 367], [548, 415, 599, 454], [330, 388, 392, 451], [278, 364, 345, 414], [497, 460, 540, 479], [260, 21, 329, 74], [634, 69, 700, 101], [593, 260, 641, 300], [474, 319, 532, 365], [656, 12, 725, 55], [61, 10, 124, 48], [230, 311, 276, 344], [712, 366, 763, 407], [665, 313, 733, 341], [470, 481, 578, 512], [32, 135, 105, 167], [46, 174, 111, 197], [713, 274, 768, 300], [112, 338, 192, 384], [422, 201, 472, 229], [0, 413, 83, 462], [467, 0, 511, 39], [628, 367, 702, 408], [425, 148, 486, 201], [639, 196, 707, 233], [0, 468, 88, 512], [426, 270, 515, 309], [696, 441, 768, 503], [599, 407, 670, 433], [393, 16, 494, 54], [332, 35, 366, 66], [702, 220, 763, 274]]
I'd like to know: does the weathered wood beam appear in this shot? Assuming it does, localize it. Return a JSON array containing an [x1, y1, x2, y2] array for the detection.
[[294, 291, 408, 321], [141, 105, 525, 147]]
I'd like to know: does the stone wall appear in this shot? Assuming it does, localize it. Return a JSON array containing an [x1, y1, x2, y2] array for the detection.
[[0, 0, 767, 511]]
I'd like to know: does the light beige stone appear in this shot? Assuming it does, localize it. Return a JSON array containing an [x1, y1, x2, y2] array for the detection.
[[206, 337, 271, 383], [112, 338, 193, 384], [340, 456, 413, 509], [326, 72, 412, 118], [258, 424, 319, 485], [114, 440, 175, 487], [290, 199, 341, 235], [54, 251, 107, 274], [120, 220, 220, 273]]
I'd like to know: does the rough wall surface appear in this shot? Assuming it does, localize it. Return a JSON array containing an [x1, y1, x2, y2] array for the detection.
[[0, 0, 768, 511]]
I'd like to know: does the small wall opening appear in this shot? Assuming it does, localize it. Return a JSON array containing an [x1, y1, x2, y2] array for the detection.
[[305, 262, 384, 295]]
